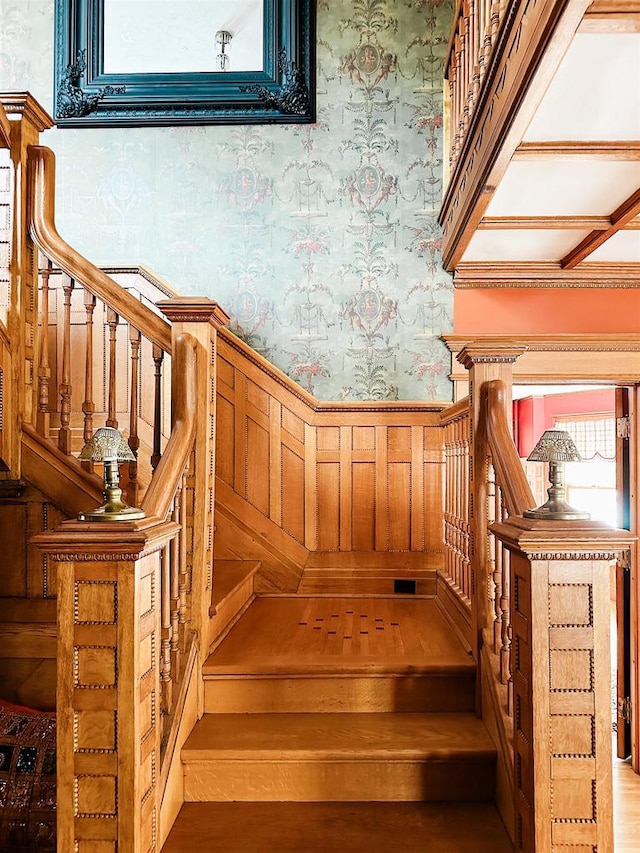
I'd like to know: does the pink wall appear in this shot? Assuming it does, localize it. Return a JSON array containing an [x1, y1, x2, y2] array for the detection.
[[515, 389, 615, 457], [454, 289, 640, 334]]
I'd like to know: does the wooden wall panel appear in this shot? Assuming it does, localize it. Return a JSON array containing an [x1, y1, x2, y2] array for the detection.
[[246, 417, 269, 515], [216, 331, 447, 579], [215, 395, 235, 486], [281, 446, 305, 542], [317, 463, 340, 552], [0, 503, 27, 596], [352, 464, 375, 551], [387, 463, 411, 551]]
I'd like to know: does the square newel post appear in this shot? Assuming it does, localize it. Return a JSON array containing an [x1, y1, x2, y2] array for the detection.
[[1, 93, 54, 478], [491, 516, 635, 853], [35, 519, 179, 853], [457, 343, 526, 663], [156, 298, 230, 654]]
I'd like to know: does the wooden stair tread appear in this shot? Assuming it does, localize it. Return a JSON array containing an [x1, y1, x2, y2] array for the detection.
[[204, 596, 474, 675], [162, 802, 514, 852], [183, 712, 495, 760], [210, 559, 260, 615]]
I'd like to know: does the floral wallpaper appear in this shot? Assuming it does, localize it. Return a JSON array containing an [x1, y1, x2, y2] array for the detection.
[[0, 0, 454, 401]]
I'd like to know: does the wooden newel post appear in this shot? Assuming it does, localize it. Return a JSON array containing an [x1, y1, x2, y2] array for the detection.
[[492, 517, 634, 853], [457, 344, 526, 664], [35, 520, 179, 853], [156, 297, 230, 655]]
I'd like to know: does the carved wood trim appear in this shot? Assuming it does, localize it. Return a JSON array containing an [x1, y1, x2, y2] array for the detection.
[[453, 261, 640, 287]]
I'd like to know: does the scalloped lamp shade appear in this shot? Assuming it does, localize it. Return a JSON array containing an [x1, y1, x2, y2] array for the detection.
[[526, 429, 582, 463], [524, 429, 589, 521], [77, 427, 144, 522], [78, 427, 136, 463]]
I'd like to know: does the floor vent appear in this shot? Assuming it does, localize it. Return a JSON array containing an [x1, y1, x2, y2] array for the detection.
[[393, 579, 416, 595]]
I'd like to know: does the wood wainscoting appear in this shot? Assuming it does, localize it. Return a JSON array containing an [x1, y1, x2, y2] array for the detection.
[[215, 329, 448, 595]]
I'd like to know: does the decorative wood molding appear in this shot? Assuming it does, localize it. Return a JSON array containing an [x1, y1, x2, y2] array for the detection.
[[444, 333, 640, 387], [514, 141, 640, 160], [478, 215, 640, 230], [453, 261, 640, 287], [0, 91, 54, 131]]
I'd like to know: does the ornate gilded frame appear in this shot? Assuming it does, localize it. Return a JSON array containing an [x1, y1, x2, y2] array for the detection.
[[54, 0, 315, 126]]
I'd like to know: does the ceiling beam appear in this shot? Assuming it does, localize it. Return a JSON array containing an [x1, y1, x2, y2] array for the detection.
[[514, 141, 640, 160], [479, 215, 640, 230], [561, 186, 640, 268]]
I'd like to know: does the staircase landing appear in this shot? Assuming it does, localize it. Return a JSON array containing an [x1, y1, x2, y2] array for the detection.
[[204, 595, 473, 674]]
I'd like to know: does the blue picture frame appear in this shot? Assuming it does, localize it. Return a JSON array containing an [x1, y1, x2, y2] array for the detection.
[[54, 0, 315, 126]]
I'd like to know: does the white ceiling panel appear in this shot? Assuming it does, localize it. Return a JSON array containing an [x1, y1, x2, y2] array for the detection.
[[486, 160, 640, 216], [463, 228, 590, 262], [524, 33, 640, 141]]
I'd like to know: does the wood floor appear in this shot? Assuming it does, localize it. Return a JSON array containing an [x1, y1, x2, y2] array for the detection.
[[205, 596, 473, 674], [613, 757, 640, 852]]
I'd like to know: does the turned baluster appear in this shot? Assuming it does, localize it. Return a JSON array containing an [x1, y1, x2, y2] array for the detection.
[[500, 544, 512, 707], [58, 275, 74, 455], [493, 485, 504, 655], [170, 485, 182, 674], [178, 472, 189, 649], [127, 327, 141, 505], [36, 258, 52, 437], [151, 344, 164, 470], [106, 308, 119, 429], [81, 291, 96, 471], [160, 543, 173, 717]]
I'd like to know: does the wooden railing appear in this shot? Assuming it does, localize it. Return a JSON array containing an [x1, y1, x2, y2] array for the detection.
[[28, 146, 172, 503], [0, 96, 228, 851], [444, 0, 508, 170], [442, 348, 632, 850]]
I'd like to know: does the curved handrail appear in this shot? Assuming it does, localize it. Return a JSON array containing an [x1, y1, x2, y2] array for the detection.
[[142, 333, 197, 521], [27, 145, 172, 354], [483, 379, 535, 517]]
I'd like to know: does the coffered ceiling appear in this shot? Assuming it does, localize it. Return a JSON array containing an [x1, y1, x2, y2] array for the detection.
[[450, 3, 640, 277]]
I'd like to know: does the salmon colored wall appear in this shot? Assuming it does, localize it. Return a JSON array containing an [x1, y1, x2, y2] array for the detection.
[[515, 389, 615, 457], [454, 288, 640, 334]]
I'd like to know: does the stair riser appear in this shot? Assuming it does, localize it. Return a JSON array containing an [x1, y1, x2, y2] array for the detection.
[[183, 759, 496, 802], [204, 675, 475, 714]]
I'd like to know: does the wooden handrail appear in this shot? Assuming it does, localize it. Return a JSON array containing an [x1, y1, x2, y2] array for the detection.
[[27, 145, 172, 354], [440, 395, 470, 426], [483, 378, 535, 518], [142, 333, 197, 521]]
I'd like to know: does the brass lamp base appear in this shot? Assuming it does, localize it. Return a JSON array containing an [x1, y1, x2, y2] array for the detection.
[[78, 486, 145, 522], [524, 500, 590, 521]]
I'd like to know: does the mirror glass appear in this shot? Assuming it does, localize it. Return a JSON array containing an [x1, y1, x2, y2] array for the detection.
[[103, 0, 264, 74]]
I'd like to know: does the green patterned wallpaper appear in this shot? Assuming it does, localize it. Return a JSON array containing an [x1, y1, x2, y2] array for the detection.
[[0, 0, 454, 400]]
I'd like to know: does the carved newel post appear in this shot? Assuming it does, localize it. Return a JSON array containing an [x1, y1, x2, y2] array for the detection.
[[491, 516, 634, 853]]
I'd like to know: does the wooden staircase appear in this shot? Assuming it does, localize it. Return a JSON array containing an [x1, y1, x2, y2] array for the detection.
[[163, 593, 514, 851]]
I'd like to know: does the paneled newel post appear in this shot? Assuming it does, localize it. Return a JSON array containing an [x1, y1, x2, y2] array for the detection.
[[35, 521, 179, 853], [491, 517, 634, 853], [156, 297, 230, 653], [457, 343, 526, 663]]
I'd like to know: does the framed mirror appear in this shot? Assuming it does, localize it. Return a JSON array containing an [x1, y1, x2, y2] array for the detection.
[[54, 0, 315, 126]]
